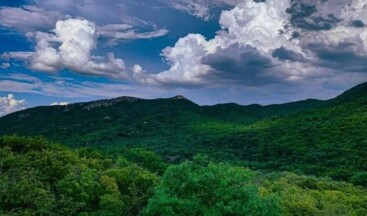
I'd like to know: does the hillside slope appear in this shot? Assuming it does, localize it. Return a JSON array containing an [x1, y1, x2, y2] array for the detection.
[[1, 82, 367, 183], [201, 83, 367, 182], [0, 94, 324, 150], [210, 95, 367, 182]]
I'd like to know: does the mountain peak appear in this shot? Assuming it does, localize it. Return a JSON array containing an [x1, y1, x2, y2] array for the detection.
[[170, 95, 188, 100], [81, 96, 140, 110], [113, 96, 141, 102], [333, 81, 367, 104]]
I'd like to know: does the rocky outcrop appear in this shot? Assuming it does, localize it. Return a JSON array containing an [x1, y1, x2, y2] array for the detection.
[[82, 96, 140, 110]]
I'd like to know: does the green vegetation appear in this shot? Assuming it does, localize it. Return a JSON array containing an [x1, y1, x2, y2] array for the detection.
[[143, 155, 282, 216], [207, 96, 367, 184], [0, 96, 325, 155], [0, 136, 162, 216], [1, 83, 366, 183], [2, 136, 367, 215], [1, 82, 367, 215]]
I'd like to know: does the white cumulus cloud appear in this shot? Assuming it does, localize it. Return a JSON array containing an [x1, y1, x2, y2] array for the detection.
[[135, 0, 300, 86], [340, 0, 367, 23], [50, 102, 69, 106], [135, 0, 367, 88], [134, 34, 212, 85], [0, 94, 27, 116], [3, 19, 136, 80]]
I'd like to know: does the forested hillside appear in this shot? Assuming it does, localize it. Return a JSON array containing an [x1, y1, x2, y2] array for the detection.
[[0, 82, 367, 208], [1, 136, 367, 215], [1, 83, 367, 181], [0, 95, 324, 150]]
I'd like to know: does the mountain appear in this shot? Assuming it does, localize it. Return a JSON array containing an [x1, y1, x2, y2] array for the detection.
[[332, 82, 367, 102], [0, 93, 324, 149], [211, 93, 367, 182], [1, 82, 367, 183]]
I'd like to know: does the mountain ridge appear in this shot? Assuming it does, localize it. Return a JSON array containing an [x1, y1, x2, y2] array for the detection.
[[1, 81, 366, 140], [0, 81, 367, 183], [7, 81, 366, 117], [51, 81, 367, 110]]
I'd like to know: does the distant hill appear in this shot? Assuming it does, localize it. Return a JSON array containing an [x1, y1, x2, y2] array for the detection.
[[330, 81, 367, 105], [1, 82, 367, 183], [0, 92, 325, 148]]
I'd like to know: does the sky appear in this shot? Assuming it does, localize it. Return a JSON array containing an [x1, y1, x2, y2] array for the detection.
[[1, 0, 367, 116]]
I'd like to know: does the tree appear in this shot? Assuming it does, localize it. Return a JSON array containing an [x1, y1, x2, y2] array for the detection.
[[143, 157, 281, 216]]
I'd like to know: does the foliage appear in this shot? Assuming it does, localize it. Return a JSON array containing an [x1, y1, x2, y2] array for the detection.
[[262, 173, 367, 216], [0, 135, 159, 216], [1, 136, 367, 215], [143, 157, 367, 216], [118, 148, 168, 174], [211, 97, 367, 184], [1, 83, 367, 214], [1, 83, 367, 186], [143, 157, 281, 216]]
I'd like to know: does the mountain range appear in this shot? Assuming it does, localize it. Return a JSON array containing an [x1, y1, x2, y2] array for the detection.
[[1, 82, 367, 183]]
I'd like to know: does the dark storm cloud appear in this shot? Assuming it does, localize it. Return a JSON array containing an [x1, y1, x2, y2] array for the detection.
[[272, 46, 305, 62], [308, 42, 367, 73], [287, 2, 340, 31], [351, 20, 365, 28], [291, 31, 301, 39], [201, 44, 283, 86]]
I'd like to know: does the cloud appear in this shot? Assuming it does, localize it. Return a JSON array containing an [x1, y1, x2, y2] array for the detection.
[[50, 102, 69, 106], [98, 23, 168, 45], [217, 0, 296, 53], [0, 73, 165, 100], [306, 42, 367, 72], [296, 0, 367, 72], [0, 3, 169, 45], [135, 0, 367, 89], [0, 6, 66, 32], [351, 20, 365, 28], [0, 63, 10, 69], [170, 0, 212, 21], [0, 94, 27, 116], [271, 46, 306, 62], [168, 0, 242, 20], [134, 34, 211, 86], [31, 0, 239, 23], [340, 0, 367, 23], [1, 52, 33, 60], [135, 0, 300, 86], [201, 44, 280, 86], [286, 1, 340, 31], [3, 19, 135, 79]]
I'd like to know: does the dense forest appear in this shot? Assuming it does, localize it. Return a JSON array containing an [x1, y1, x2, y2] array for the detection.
[[1, 136, 367, 215], [1, 82, 367, 215]]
